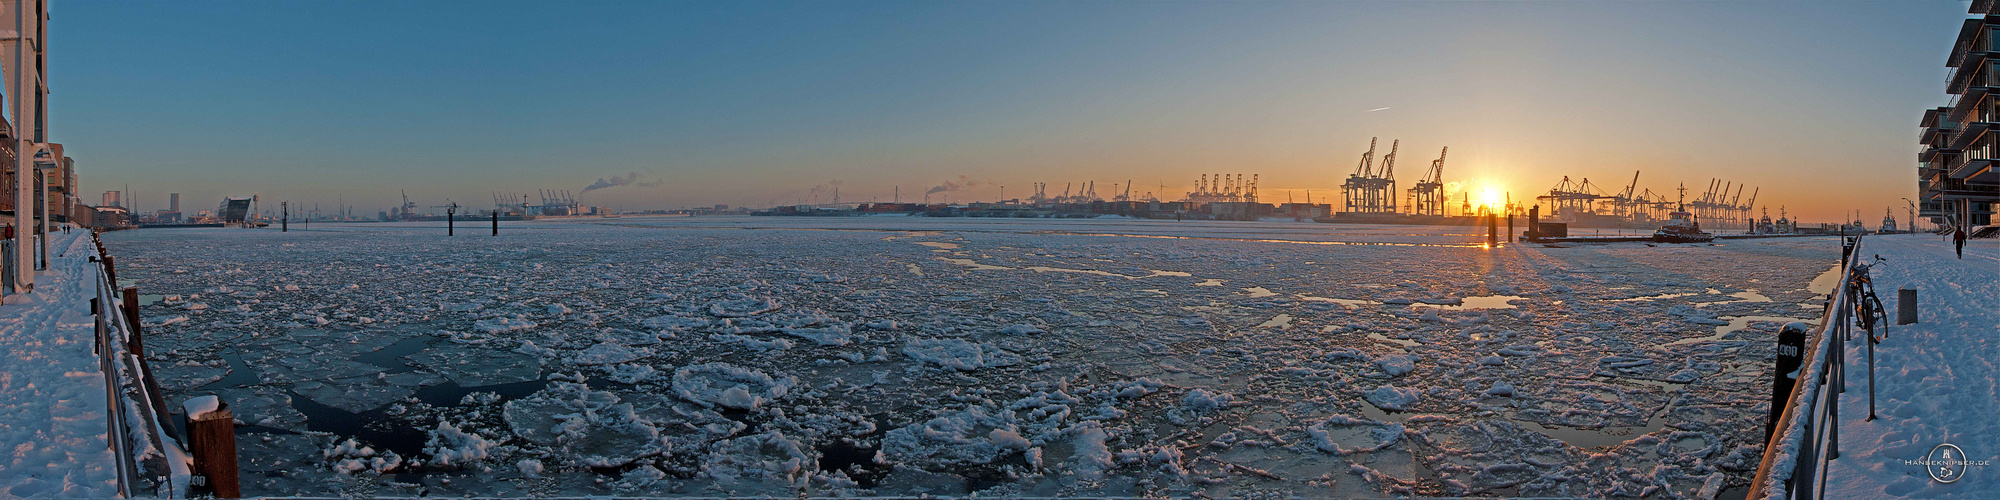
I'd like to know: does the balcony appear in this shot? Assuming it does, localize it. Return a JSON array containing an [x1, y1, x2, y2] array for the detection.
[[1947, 86, 1995, 126], [1944, 17, 1992, 67], [1953, 156, 1997, 180], [1970, 162, 1999, 184], [1948, 53, 1988, 94], [1946, 120, 1993, 152]]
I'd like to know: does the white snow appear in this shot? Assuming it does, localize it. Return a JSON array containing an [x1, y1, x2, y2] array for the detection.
[[423, 420, 495, 467], [1821, 237, 2000, 498], [183, 394, 223, 418], [0, 229, 121, 497]]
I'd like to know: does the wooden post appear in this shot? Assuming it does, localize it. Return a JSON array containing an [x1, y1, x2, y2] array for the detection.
[[120, 286, 143, 346], [1527, 205, 1540, 240], [492, 211, 499, 236], [1487, 213, 1497, 246], [104, 255, 117, 286], [185, 397, 240, 498], [1507, 212, 1514, 242]]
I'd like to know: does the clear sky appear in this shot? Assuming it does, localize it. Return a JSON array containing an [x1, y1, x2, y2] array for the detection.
[[48, 1, 1966, 222]]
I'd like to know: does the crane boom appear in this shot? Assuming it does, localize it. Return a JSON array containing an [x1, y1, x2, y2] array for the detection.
[[1381, 139, 1398, 180], [1355, 137, 1377, 177]]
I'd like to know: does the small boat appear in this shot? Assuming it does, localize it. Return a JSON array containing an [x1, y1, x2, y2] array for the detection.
[[1656, 187, 1720, 243], [1653, 209, 1713, 243]]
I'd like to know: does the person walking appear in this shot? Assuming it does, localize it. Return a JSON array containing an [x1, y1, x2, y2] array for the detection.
[[1954, 225, 1967, 259]]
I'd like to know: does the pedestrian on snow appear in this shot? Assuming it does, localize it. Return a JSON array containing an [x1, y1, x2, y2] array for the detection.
[[1954, 226, 1967, 259]]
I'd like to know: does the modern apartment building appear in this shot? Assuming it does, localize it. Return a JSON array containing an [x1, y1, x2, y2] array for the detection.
[[1921, 0, 2000, 227]]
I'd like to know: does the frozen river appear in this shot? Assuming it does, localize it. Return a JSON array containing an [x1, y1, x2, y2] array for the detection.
[[107, 216, 1840, 498]]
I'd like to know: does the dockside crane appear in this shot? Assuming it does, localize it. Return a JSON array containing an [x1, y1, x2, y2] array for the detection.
[[1409, 146, 1447, 216]]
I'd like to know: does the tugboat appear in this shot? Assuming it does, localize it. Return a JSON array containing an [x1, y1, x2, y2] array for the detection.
[[1654, 184, 1715, 243]]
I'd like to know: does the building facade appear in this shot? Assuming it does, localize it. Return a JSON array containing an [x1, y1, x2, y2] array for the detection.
[[1922, 0, 2000, 228]]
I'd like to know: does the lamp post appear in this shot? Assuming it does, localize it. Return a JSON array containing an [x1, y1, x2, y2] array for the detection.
[[1901, 198, 1920, 235]]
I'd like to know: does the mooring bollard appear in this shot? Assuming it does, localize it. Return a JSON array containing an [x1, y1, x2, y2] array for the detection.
[[184, 396, 240, 498], [1769, 321, 1810, 441], [1898, 287, 1917, 325]]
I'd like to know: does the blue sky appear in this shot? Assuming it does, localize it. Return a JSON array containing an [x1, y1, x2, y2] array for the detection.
[[50, 1, 1966, 221]]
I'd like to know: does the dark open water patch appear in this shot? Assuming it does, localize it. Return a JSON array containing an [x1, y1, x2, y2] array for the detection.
[[816, 413, 894, 488], [351, 336, 432, 373], [817, 438, 889, 488], [288, 391, 429, 458], [198, 350, 263, 391]]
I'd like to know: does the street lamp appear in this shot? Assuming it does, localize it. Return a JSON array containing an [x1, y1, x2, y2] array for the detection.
[[1901, 197, 1921, 235]]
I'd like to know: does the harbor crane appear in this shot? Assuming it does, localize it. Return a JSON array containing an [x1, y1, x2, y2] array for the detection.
[[1341, 138, 1399, 214], [1408, 146, 1447, 216]]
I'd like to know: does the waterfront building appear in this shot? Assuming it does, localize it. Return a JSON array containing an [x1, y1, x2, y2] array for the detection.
[[1921, 0, 2000, 228]]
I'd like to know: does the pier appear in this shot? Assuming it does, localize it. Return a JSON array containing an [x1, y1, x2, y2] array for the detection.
[[0, 227, 188, 497]]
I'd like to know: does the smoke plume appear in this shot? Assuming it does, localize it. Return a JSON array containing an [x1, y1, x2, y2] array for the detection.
[[581, 172, 664, 193], [925, 175, 985, 195]]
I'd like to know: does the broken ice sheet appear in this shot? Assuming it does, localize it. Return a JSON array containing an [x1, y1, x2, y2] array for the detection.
[[408, 348, 541, 386]]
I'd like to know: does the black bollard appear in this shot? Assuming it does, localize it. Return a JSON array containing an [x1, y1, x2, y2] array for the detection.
[[492, 211, 499, 236], [1769, 322, 1808, 441]]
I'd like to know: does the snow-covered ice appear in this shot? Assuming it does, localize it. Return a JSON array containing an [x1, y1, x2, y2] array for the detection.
[[98, 216, 1852, 497]]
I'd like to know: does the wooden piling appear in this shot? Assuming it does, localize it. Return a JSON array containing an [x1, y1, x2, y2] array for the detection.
[[104, 255, 117, 286], [492, 211, 499, 236], [185, 398, 240, 498], [120, 286, 143, 343]]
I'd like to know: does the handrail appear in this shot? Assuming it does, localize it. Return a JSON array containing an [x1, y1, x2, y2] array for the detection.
[[1748, 235, 1863, 499], [86, 229, 188, 498], [94, 268, 136, 497]]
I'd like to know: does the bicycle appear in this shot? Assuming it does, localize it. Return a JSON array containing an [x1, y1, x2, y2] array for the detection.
[[1849, 255, 1888, 342], [1847, 254, 1888, 421]]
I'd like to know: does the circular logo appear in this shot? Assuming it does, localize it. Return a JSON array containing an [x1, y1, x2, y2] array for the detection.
[[1929, 443, 1968, 484]]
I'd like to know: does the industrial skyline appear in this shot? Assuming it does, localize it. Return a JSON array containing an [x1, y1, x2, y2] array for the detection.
[[45, 1, 1966, 223]]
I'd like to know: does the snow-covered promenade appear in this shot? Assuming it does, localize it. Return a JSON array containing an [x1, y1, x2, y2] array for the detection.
[[1824, 235, 1998, 498], [0, 229, 120, 497]]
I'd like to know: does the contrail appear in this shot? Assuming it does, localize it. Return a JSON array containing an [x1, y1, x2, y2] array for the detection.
[[1367, 107, 1391, 112]]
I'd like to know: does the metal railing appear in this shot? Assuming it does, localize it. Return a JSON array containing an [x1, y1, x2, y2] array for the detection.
[[87, 230, 188, 498], [1749, 235, 1864, 499]]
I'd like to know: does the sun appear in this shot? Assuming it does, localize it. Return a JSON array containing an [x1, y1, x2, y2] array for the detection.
[[1479, 187, 1505, 209]]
